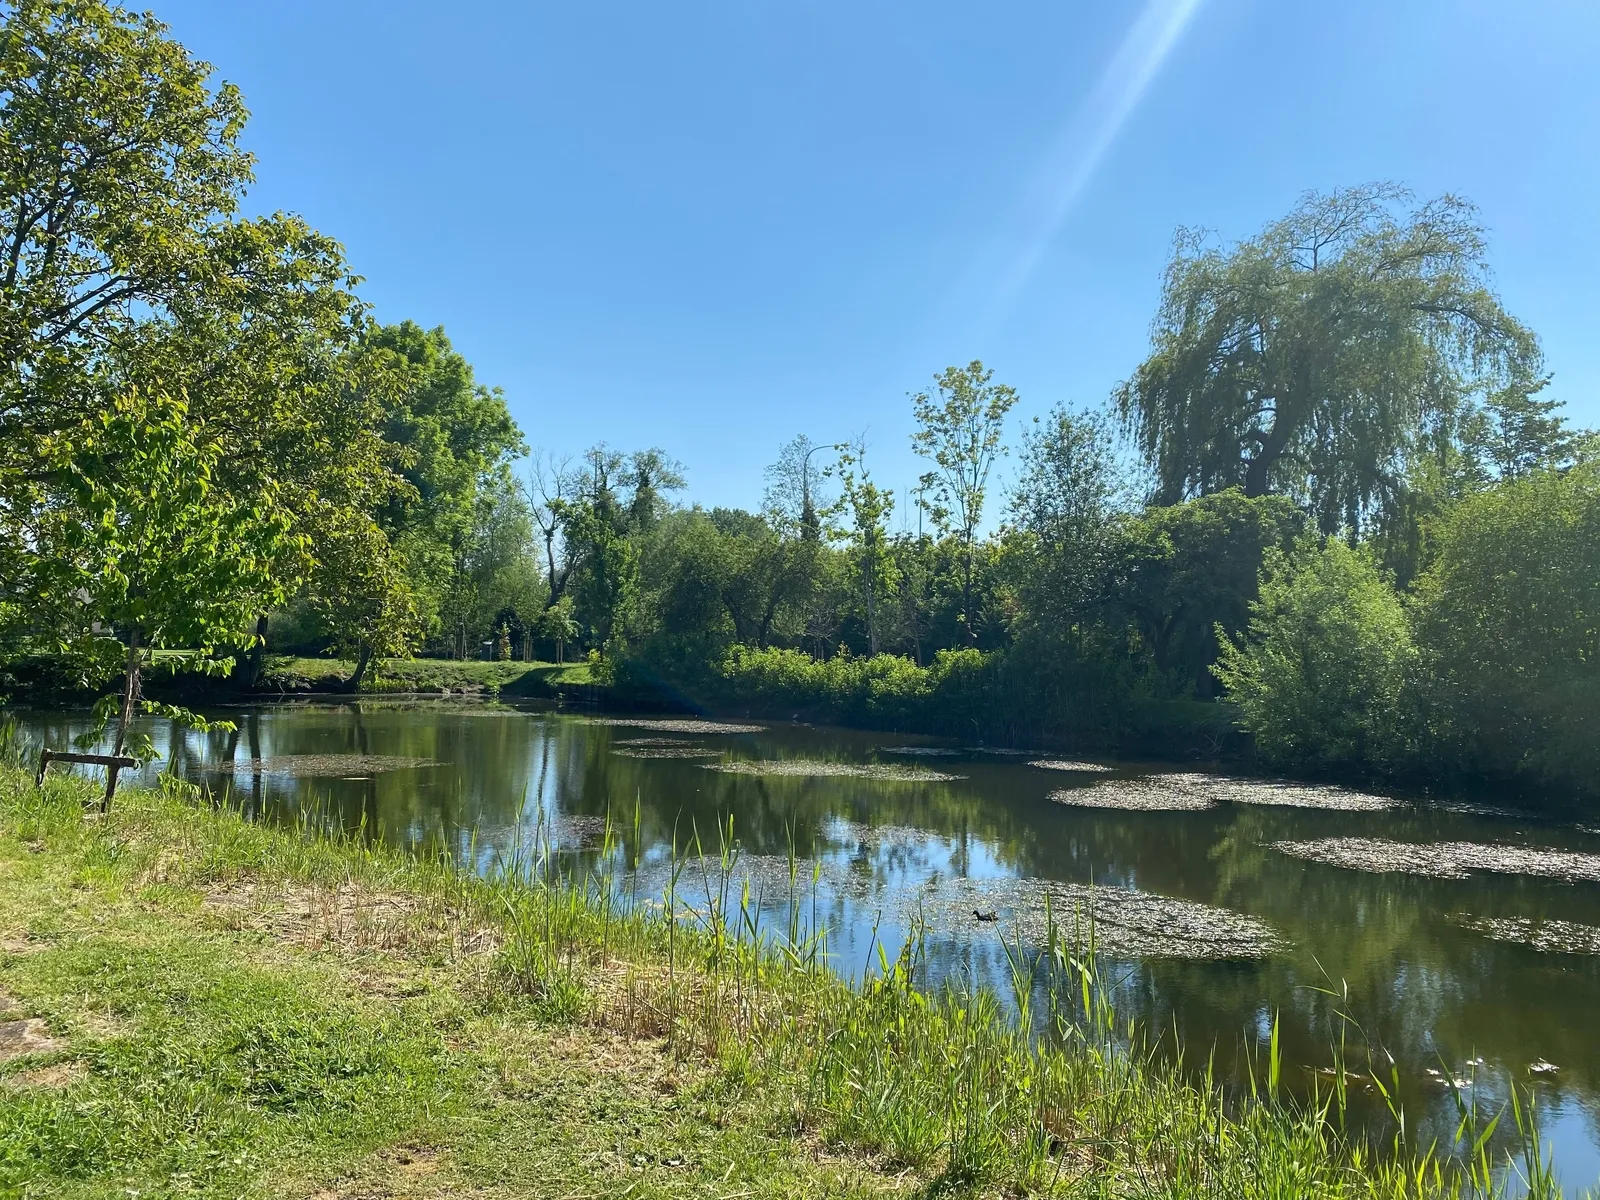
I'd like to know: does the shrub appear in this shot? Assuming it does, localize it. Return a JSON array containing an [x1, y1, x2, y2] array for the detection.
[[1214, 536, 1415, 773], [1410, 466, 1600, 792]]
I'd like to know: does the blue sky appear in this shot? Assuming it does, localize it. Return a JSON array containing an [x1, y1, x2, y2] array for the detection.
[[156, 0, 1600, 514]]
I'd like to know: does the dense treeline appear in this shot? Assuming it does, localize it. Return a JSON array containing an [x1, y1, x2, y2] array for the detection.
[[1, 2, 1596, 802]]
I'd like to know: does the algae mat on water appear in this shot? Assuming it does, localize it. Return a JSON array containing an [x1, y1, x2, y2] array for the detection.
[[1274, 837, 1600, 882], [703, 760, 965, 782]]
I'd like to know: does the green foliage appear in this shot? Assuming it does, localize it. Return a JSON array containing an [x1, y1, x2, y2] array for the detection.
[[1410, 465, 1600, 790], [1118, 184, 1541, 530], [911, 361, 1019, 643], [1215, 536, 1415, 773], [1120, 490, 1306, 696], [37, 390, 294, 753]]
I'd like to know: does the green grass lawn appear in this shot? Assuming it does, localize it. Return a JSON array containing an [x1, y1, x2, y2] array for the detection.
[[0, 765, 1563, 1199], [260, 656, 592, 696]]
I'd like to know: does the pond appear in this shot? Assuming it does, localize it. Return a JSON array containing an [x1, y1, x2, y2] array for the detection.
[[12, 701, 1600, 1191]]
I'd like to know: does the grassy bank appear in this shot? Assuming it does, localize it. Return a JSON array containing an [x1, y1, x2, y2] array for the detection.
[[259, 656, 593, 697], [0, 765, 1566, 1199]]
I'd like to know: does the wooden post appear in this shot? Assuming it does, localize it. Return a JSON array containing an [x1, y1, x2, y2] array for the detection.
[[34, 750, 139, 812]]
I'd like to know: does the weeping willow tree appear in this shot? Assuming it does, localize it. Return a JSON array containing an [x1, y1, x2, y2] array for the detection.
[[1116, 184, 1543, 532]]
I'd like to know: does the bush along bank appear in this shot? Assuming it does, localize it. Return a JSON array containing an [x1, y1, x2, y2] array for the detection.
[[633, 644, 1244, 762], [0, 763, 1570, 1198]]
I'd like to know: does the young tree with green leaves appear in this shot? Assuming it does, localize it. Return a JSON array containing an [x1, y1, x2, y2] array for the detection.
[[834, 438, 896, 656], [1214, 535, 1415, 773], [39, 390, 296, 762], [910, 361, 1018, 644]]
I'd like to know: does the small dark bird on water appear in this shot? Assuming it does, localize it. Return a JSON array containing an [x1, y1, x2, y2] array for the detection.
[[973, 909, 998, 922]]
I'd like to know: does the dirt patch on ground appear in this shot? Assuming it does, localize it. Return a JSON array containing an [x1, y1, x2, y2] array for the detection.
[[204, 880, 497, 957], [4, 1060, 84, 1088], [214, 755, 437, 777], [704, 760, 964, 782], [1274, 838, 1600, 881], [0, 1016, 62, 1062]]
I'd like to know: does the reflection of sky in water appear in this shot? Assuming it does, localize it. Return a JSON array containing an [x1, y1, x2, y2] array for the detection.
[[12, 703, 1600, 1193]]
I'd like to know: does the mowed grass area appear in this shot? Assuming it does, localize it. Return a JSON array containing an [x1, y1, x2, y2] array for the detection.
[[0, 764, 1568, 1199], [260, 656, 592, 696]]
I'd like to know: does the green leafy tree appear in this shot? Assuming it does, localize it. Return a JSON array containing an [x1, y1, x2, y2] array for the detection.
[[1121, 490, 1305, 696], [1410, 465, 1600, 790], [535, 593, 577, 664], [39, 390, 295, 757], [1118, 185, 1541, 531], [1007, 404, 1124, 633], [0, 0, 367, 655], [834, 438, 896, 656], [910, 361, 1018, 643], [358, 321, 524, 650], [1214, 536, 1415, 773]]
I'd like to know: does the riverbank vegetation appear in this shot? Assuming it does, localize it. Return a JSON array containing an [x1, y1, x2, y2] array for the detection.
[[0, 0, 1595, 807], [0, 764, 1571, 1198]]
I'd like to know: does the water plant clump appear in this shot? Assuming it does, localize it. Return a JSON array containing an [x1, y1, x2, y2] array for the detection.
[[880, 745, 962, 756], [891, 875, 1284, 959], [610, 747, 722, 759], [702, 760, 965, 782], [1450, 914, 1600, 954], [1049, 782, 1215, 811], [1274, 837, 1600, 882], [214, 754, 437, 776], [582, 718, 765, 735], [1029, 759, 1115, 773]]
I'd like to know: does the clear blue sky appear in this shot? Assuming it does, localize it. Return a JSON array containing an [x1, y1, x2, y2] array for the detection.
[[155, 0, 1600, 513]]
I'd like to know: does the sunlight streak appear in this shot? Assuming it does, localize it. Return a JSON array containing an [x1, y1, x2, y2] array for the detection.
[[984, 0, 1205, 323]]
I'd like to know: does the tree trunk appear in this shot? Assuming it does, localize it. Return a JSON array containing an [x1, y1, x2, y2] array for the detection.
[[246, 613, 269, 686], [113, 627, 142, 759], [345, 642, 374, 692], [1244, 415, 1292, 498], [963, 538, 975, 646]]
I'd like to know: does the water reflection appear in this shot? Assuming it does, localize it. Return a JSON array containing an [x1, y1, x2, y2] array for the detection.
[[10, 702, 1600, 1191]]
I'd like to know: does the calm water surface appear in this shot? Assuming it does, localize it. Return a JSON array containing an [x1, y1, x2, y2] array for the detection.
[[13, 701, 1600, 1191]]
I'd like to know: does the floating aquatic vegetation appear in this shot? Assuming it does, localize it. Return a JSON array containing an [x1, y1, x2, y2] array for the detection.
[[583, 718, 764, 735], [1434, 800, 1522, 819], [1274, 838, 1600, 883], [216, 755, 436, 777], [880, 746, 962, 757], [622, 846, 1279, 960], [611, 747, 722, 759], [615, 737, 699, 746], [1450, 913, 1600, 954], [1200, 778, 1396, 811], [704, 760, 964, 782], [1029, 759, 1114, 773], [965, 747, 1033, 756], [1049, 782, 1214, 811], [1530, 1060, 1560, 1074], [894, 875, 1283, 960]]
